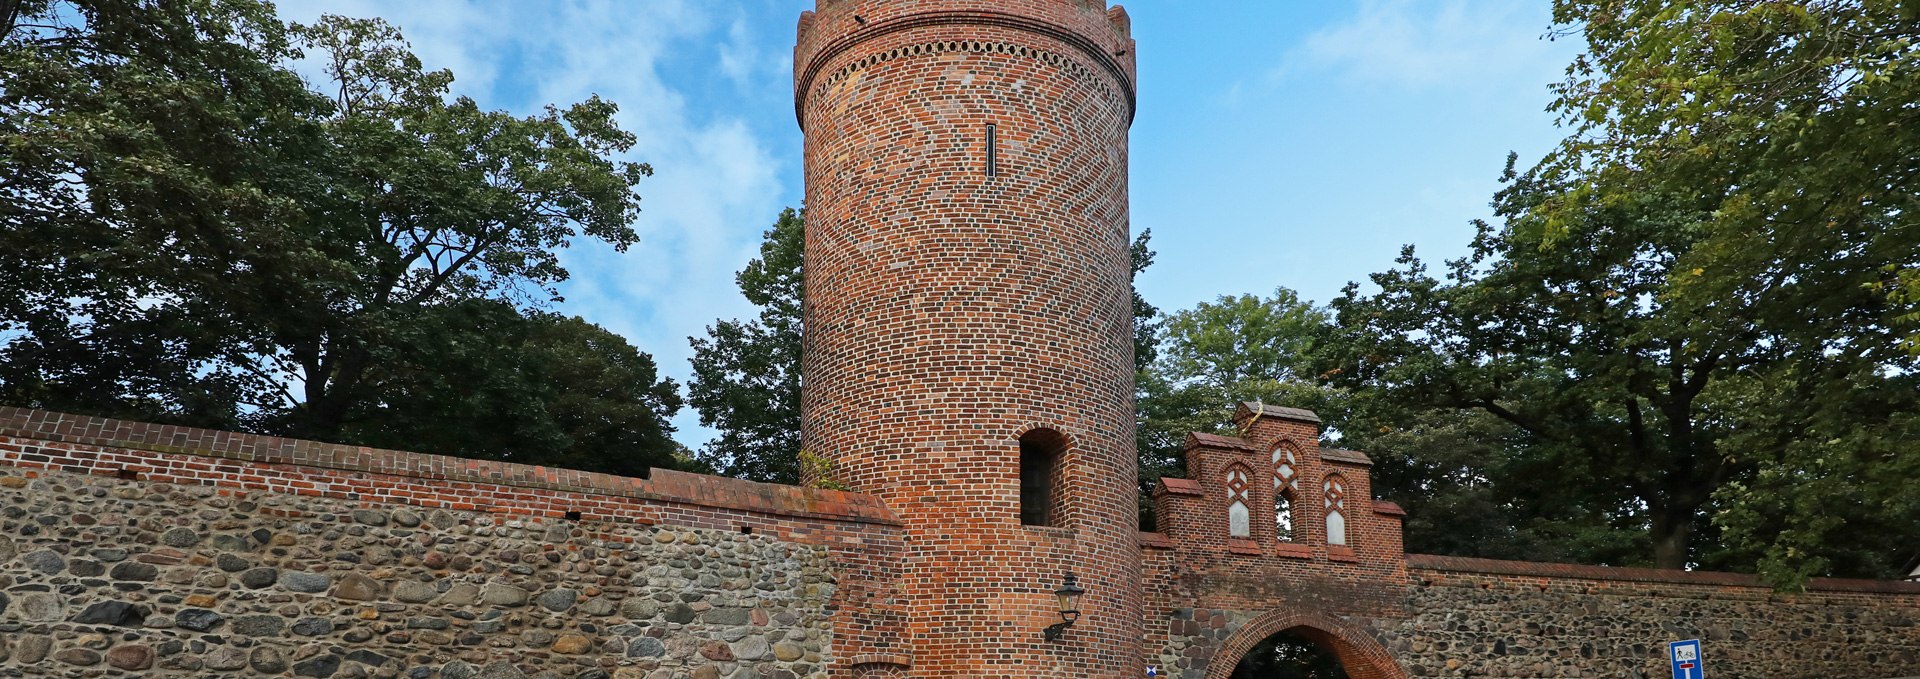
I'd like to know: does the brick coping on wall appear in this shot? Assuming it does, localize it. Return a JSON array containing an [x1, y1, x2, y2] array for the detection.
[[0, 406, 900, 526], [1409, 553, 1920, 595]]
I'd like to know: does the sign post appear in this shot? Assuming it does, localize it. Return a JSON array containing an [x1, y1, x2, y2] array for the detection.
[[1669, 639, 1704, 679]]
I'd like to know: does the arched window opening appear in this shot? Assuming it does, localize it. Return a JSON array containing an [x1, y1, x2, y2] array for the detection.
[[1275, 489, 1296, 542], [1019, 429, 1068, 527], [1225, 466, 1252, 538], [1273, 444, 1301, 543], [1323, 474, 1348, 546]]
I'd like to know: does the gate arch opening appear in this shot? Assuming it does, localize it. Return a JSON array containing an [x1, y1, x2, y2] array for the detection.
[[1229, 629, 1348, 678], [1204, 611, 1407, 679]]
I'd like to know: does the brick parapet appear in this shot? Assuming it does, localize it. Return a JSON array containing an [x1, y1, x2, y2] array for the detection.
[[794, 0, 1136, 128], [1161, 419, 1406, 573], [0, 406, 897, 527]]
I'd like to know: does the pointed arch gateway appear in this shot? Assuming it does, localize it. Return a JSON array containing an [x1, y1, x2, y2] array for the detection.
[[1204, 609, 1408, 679]]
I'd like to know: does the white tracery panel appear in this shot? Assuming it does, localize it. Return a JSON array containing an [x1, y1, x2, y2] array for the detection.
[[1324, 475, 1348, 546], [1272, 446, 1298, 491], [1226, 467, 1251, 538]]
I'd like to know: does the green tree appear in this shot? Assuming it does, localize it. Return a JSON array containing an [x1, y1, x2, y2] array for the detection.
[[1135, 288, 1340, 525], [0, 1, 686, 472], [1397, 0, 1920, 580], [1130, 229, 1162, 371], [688, 208, 806, 483], [340, 301, 685, 478], [1332, 389, 1650, 564], [1543, 0, 1920, 355], [1319, 148, 1919, 576]]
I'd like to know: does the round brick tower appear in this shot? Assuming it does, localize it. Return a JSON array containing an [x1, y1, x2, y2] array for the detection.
[[794, 1, 1141, 677]]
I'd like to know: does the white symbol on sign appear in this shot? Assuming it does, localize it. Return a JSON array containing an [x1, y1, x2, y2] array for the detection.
[[1673, 646, 1697, 661]]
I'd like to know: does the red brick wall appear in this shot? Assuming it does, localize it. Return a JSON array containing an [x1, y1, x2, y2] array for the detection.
[[0, 407, 911, 671], [1138, 404, 1920, 678], [1143, 405, 1412, 678], [794, 2, 1142, 677]]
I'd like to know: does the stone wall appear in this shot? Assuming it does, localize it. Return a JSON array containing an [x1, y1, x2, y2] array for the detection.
[[1143, 554, 1920, 679], [0, 408, 909, 678], [1388, 555, 1920, 678]]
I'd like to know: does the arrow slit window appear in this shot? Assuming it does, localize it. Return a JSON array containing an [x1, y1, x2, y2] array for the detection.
[[985, 123, 997, 177]]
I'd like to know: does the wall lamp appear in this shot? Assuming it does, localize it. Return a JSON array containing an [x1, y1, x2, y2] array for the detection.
[[1043, 573, 1085, 641]]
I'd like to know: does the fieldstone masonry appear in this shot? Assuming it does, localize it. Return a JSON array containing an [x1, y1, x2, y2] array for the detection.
[[1394, 558, 1920, 677], [0, 405, 908, 678], [0, 466, 838, 678]]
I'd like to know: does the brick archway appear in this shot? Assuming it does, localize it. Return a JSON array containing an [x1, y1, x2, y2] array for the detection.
[[1203, 610, 1408, 679]]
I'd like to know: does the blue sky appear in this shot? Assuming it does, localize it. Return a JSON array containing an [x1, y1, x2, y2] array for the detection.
[[275, 1, 1583, 448]]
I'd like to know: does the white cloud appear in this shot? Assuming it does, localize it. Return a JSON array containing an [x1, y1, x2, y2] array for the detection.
[[1275, 0, 1565, 91], [274, 0, 792, 447], [718, 16, 762, 89]]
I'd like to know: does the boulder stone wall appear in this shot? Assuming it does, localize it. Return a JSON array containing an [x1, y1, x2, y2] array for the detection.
[[1386, 555, 1920, 678], [0, 407, 908, 679]]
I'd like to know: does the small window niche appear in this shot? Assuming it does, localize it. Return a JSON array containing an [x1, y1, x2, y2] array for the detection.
[[1019, 428, 1068, 527]]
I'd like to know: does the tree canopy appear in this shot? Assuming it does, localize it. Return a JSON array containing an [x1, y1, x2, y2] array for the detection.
[[1306, 1, 1920, 579], [1538, 0, 1920, 579], [0, 0, 686, 475], [688, 208, 807, 484]]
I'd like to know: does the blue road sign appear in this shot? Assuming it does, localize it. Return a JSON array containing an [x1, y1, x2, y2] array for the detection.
[[1669, 639, 1704, 679]]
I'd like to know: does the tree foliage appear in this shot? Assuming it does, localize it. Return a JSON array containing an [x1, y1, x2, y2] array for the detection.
[[1312, 0, 1920, 578], [340, 301, 685, 478], [1134, 288, 1340, 526], [1535, 0, 1920, 579], [0, 0, 686, 474], [688, 208, 806, 484]]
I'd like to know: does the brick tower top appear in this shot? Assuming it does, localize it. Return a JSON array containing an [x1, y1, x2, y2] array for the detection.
[[794, 0, 1137, 128]]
